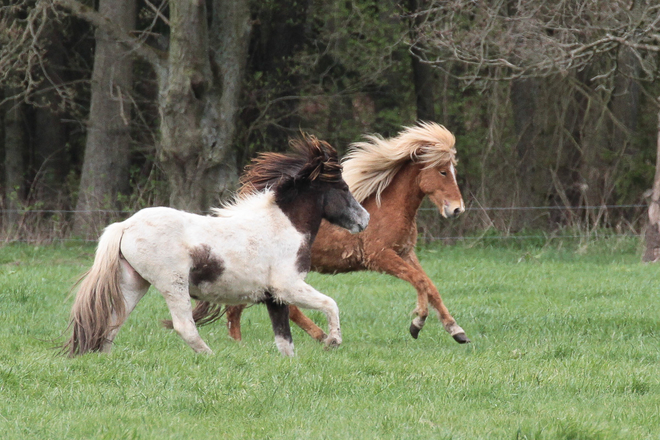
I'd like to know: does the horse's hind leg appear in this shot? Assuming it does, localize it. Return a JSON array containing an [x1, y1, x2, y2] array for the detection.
[[102, 258, 151, 353], [155, 278, 212, 354], [264, 295, 294, 357], [226, 304, 245, 341]]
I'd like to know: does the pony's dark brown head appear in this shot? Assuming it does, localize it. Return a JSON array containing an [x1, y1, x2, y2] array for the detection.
[[240, 134, 369, 235]]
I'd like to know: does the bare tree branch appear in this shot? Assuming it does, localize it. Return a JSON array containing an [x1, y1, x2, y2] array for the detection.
[[53, 0, 165, 74], [409, 0, 660, 82]]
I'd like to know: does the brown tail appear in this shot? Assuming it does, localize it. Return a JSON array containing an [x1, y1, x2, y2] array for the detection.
[[63, 223, 127, 357], [162, 300, 225, 329]]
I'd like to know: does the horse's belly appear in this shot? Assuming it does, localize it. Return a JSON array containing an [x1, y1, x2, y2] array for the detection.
[[190, 269, 270, 305], [191, 286, 267, 305]]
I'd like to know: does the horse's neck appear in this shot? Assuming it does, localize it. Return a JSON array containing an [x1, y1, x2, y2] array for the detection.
[[275, 191, 324, 239], [374, 162, 425, 218]]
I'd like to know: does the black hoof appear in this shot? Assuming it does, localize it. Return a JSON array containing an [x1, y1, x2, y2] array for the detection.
[[453, 332, 471, 344], [409, 323, 421, 339]]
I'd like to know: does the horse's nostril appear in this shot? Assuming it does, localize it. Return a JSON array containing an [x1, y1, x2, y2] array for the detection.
[[454, 207, 462, 215]]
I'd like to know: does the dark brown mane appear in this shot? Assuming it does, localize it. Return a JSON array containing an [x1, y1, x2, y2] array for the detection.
[[239, 134, 342, 196]]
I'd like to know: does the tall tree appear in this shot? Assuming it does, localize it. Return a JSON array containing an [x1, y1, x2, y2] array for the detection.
[[414, 0, 660, 238], [643, 103, 660, 262], [2, 93, 26, 229], [31, 22, 68, 209], [73, 0, 135, 233], [158, 0, 251, 212], [58, 0, 252, 213], [406, 0, 436, 122]]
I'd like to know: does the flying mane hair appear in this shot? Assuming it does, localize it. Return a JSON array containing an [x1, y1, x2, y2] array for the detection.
[[342, 122, 457, 205], [238, 134, 342, 197]]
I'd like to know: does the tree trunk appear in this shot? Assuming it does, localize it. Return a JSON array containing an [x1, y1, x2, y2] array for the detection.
[[407, 0, 435, 122], [56, 0, 252, 215], [158, 0, 250, 212], [31, 23, 67, 209], [33, 106, 66, 205], [510, 78, 542, 227], [643, 102, 660, 262], [2, 94, 26, 229], [74, 0, 135, 235]]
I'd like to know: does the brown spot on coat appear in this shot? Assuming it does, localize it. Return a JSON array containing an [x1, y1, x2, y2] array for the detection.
[[189, 244, 225, 286]]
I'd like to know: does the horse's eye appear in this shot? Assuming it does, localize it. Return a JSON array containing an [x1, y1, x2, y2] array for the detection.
[[440, 171, 447, 176]]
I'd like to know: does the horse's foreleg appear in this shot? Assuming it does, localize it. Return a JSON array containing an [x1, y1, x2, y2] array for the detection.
[[162, 287, 213, 354], [289, 305, 327, 342], [227, 303, 325, 343], [405, 252, 468, 343], [264, 296, 294, 356], [372, 249, 469, 344], [279, 281, 341, 348], [226, 305, 245, 341]]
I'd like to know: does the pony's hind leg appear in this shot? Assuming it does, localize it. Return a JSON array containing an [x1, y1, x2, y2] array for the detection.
[[161, 285, 213, 354], [264, 295, 294, 356], [102, 258, 151, 353], [226, 304, 245, 341]]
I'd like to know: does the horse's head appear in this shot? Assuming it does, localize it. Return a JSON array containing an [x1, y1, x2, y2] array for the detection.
[[418, 160, 465, 219], [342, 122, 464, 219], [290, 135, 369, 233], [240, 134, 369, 234], [403, 123, 464, 219]]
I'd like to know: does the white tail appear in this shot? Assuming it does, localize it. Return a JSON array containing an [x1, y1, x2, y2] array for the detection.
[[64, 222, 126, 356]]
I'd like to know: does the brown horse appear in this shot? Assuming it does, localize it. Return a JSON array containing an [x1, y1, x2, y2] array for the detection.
[[186, 122, 469, 344]]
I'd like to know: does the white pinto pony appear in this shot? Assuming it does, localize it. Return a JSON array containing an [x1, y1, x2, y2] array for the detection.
[[64, 135, 370, 357]]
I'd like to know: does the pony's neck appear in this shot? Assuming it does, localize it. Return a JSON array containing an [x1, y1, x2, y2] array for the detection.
[[275, 189, 324, 240], [368, 162, 425, 218]]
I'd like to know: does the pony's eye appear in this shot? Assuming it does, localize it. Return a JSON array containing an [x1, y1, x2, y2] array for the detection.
[[440, 171, 447, 176]]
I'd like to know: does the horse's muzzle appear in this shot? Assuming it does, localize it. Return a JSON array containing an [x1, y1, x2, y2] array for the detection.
[[350, 211, 370, 234], [443, 201, 465, 218]]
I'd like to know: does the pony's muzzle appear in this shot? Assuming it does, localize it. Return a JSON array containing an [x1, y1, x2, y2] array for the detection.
[[350, 211, 370, 234], [443, 201, 464, 218]]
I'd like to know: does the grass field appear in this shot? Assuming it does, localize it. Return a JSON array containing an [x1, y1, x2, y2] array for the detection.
[[0, 237, 659, 439]]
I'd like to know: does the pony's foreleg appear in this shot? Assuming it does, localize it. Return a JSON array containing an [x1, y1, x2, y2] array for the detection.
[[226, 303, 326, 343], [102, 259, 151, 353], [280, 280, 341, 348], [162, 287, 213, 354], [226, 304, 245, 341], [405, 252, 469, 343], [372, 249, 469, 344], [264, 296, 294, 357], [289, 305, 327, 342]]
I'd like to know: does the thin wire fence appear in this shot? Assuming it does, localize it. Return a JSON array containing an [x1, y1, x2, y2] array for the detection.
[[0, 204, 647, 214], [0, 204, 649, 244]]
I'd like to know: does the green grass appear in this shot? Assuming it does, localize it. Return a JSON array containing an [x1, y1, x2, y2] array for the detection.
[[1, 237, 659, 439]]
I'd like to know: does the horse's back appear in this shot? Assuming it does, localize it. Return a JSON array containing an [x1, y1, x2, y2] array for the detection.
[[118, 208, 203, 282], [118, 205, 305, 301]]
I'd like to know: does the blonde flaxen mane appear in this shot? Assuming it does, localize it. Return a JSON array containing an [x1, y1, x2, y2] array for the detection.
[[342, 122, 457, 205]]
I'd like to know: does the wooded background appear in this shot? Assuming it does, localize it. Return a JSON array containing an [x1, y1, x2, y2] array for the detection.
[[2, 0, 660, 253]]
